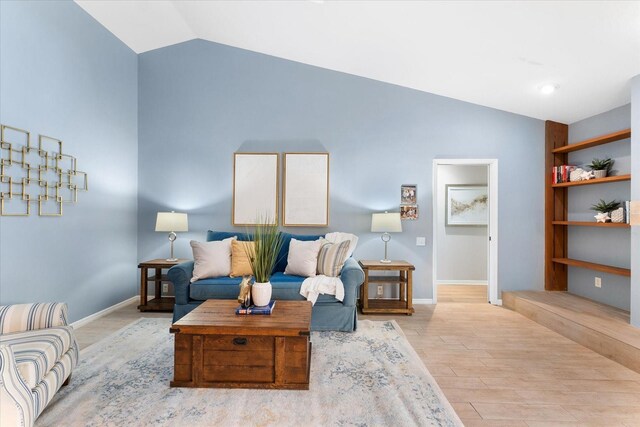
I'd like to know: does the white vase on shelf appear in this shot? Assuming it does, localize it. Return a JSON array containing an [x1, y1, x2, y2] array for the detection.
[[611, 207, 624, 223], [569, 168, 584, 182]]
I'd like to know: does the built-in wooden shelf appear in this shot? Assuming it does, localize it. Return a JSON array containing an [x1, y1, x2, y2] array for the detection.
[[545, 121, 632, 293], [552, 221, 630, 228], [552, 257, 631, 277], [552, 129, 631, 154], [552, 174, 631, 188]]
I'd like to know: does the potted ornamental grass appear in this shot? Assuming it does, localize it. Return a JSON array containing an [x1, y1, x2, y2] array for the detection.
[[244, 217, 284, 306], [588, 158, 614, 179]]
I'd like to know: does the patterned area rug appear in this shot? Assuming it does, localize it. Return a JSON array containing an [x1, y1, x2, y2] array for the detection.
[[38, 318, 462, 426]]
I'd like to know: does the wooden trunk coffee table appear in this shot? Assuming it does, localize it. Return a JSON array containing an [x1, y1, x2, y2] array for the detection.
[[170, 299, 312, 390]]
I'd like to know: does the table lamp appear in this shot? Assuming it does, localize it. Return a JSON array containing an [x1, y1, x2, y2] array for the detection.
[[155, 211, 188, 261], [371, 212, 402, 263]]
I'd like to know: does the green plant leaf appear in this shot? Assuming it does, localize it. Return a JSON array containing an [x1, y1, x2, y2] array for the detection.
[[243, 215, 283, 283], [588, 157, 614, 172], [590, 199, 620, 213]]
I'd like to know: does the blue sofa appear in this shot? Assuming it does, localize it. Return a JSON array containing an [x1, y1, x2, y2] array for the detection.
[[168, 231, 365, 332]]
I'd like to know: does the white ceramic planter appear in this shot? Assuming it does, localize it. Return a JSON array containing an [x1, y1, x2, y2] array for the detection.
[[593, 170, 607, 179], [611, 207, 624, 223], [252, 281, 272, 307]]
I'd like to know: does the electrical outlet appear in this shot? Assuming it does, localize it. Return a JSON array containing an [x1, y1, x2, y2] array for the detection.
[[595, 277, 602, 288], [416, 237, 426, 246], [162, 283, 169, 293], [377, 285, 383, 297]]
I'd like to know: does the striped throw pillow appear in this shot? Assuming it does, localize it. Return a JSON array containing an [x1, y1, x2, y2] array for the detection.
[[316, 240, 350, 277]]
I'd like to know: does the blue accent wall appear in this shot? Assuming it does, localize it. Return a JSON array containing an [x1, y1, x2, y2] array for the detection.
[[568, 105, 631, 310], [0, 1, 138, 321], [138, 39, 545, 299]]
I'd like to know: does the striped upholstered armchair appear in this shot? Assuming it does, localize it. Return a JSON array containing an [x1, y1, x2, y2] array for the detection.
[[0, 303, 79, 427]]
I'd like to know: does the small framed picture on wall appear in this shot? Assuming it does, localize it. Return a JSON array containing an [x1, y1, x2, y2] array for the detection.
[[401, 185, 417, 204], [401, 205, 418, 220]]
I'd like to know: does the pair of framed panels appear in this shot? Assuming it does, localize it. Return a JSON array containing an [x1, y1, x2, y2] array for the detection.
[[232, 152, 329, 227]]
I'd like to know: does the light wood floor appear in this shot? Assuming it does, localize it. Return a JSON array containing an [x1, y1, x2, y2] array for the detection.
[[75, 301, 640, 426], [74, 302, 171, 350], [437, 284, 488, 303]]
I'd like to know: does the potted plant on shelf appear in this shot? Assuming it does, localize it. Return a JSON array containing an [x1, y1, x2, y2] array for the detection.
[[588, 158, 614, 179], [590, 199, 621, 223], [245, 217, 284, 306]]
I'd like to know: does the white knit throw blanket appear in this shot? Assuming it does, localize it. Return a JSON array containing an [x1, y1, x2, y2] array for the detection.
[[299, 231, 357, 304], [300, 276, 345, 305]]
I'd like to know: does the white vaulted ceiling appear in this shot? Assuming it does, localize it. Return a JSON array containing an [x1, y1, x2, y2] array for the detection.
[[75, 0, 640, 123]]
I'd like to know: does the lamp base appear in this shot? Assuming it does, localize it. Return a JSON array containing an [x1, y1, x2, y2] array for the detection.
[[380, 234, 393, 264], [166, 233, 178, 263]]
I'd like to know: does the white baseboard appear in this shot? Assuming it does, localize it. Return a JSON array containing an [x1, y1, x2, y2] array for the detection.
[[436, 280, 488, 286], [71, 296, 138, 329]]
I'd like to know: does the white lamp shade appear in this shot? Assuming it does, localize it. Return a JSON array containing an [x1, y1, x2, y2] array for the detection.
[[371, 212, 402, 233], [155, 212, 188, 232]]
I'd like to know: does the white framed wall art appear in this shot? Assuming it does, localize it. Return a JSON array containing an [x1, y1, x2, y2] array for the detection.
[[232, 152, 279, 225], [445, 184, 488, 226], [283, 152, 329, 227]]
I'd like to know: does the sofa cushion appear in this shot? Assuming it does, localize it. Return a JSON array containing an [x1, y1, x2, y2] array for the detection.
[[32, 346, 78, 418], [189, 272, 342, 304], [230, 240, 255, 277], [270, 272, 306, 284], [190, 277, 244, 300], [190, 237, 235, 282], [275, 232, 324, 273], [0, 326, 75, 390], [207, 230, 252, 242], [284, 238, 323, 277]]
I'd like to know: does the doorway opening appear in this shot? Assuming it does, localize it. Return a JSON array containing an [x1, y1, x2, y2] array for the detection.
[[432, 159, 499, 304]]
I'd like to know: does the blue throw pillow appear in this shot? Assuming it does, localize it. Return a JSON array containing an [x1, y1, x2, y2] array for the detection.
[[206, 230, 253, 242], [274, 232, 324, 273]]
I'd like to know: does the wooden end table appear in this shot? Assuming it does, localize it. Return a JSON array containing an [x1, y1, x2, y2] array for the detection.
[[138, 258, 188, 312], [358, 260, 415, 315], [170, 299, 312, 390]]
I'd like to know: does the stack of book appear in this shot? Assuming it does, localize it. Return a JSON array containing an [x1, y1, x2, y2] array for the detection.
[[235, 300, 276, 315], [552, 165, 576, 184], [625, 201, 631, 224]]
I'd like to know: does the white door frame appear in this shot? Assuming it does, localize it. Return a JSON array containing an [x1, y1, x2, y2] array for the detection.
[[432, 159, 499, 304]]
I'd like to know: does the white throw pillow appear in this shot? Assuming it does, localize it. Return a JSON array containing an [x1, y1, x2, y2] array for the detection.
[[190, 237, 236, 282], [324, 232, 359, 259], [284, 238, 323, 277]]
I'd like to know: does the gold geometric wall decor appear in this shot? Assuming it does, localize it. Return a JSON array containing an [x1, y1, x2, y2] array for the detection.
[[0, 124, 88, 216]]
